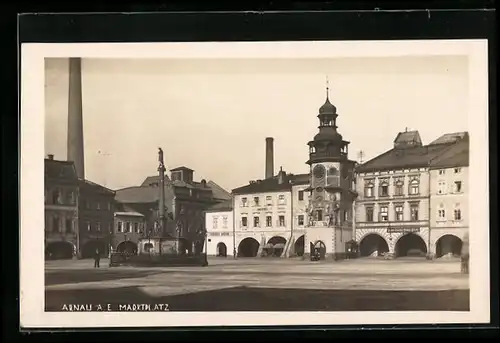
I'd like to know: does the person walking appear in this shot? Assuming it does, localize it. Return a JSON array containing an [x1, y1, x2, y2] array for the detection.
[[94, 248, 100, 268]]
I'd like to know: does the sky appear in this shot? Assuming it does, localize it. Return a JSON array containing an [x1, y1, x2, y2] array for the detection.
[[44, 56, 469, 192]]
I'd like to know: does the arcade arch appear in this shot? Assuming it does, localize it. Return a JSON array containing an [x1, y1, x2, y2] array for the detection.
[[294, 235, 305, 257], [435, 234, 463, 258], [116, 241, 138, 255], [359, 234, 389, 257], [238, 237, 260, 257], [395, 233, 427, 257], [217, 242, 228, 257], [46, 241, 74, 260], [310, 240, 326, 259], [265, 236, 287, 257]]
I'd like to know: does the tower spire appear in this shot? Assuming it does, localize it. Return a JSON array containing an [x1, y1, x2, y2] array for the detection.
[[326, 75, 330, 99]]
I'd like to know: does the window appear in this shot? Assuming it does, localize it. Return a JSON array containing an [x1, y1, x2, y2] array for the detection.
[[278, 195, 286, 205], [96, 222, 101, 232], [410, 204, 419, 221], [85, 201, 91, 210], [409, 179, 420, 195], [52, 189, 62, 204], [298, 191, 304, 201], [317, 210, 323, 221], [65, 219, 72, 233], [343, 211, 348, 221], [266, 196, 273, 206], [438, 181, 447, 194], [241, 217, 248, 227], [266, 216, 272, 227], [438, 208, 446, 220], [96, 202, 101, 210], [66, 191, 75, 205], [366, 207, 374, 222], [394, 181, 404, 196], [454, 206, 462, 220], [213, 216, 218, 229], [298, 215, 304, 226], [379, 206, 388, 221], [125, 221, 131, 233], [134, 222, 140, 233], [439, 169, 445, 175], [379, 181, 389, 197], [222, 216, 228, 228], [279, 215, 285, 227], [117, 221, 123, 233], [86, 221, 91, 231], [364, 181, 374, 197], [454, 181, 462, 193], [107, 202, 111, 211], [253, 197, 260, 206], [52, 216, 60, 232], [395, 205, 404, 221], [253, 216, 260, 227], [454, 167, 461, 174], [241, 197, 248, 207]]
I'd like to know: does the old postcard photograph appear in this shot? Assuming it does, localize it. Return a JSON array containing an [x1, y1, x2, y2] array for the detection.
[[20, 40, 490, 328]]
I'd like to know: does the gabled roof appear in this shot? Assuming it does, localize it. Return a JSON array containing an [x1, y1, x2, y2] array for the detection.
[[207, 180, 232, 200], [115, 185, 175, 205], [232, 173, 309, 195], [393, 130, 422, 146], [205, 199, 233, 212], [429, 137, 469, 169], [140, 174, 171, 187], [170, 166, 194, 172], [44, 159, 78, 181], [79, 178, 116, 195]]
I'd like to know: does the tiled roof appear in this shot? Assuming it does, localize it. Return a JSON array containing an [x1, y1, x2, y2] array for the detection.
[[232, 173, 309, 195], [206, 199, 233, 212], [430, 132, 468, 145], [207, 180, 232, 200], [356, 143, 455, 172], [140, 175, 171, 187], [429, 137, 469, 169], [44, 159, 78, 181]]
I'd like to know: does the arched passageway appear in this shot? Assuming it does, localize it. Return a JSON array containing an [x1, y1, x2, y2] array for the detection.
[[359, 234, 389, 257], [265, 236, 287, 257], [395, 233, 427, 257], [294, 235, 305, 257], [81, 239, 107, 259], [116, 241, 138, 255], [143, 242, 154, 253], [311, 240, 327, 260], [435, 235, 463, 258], [238, 237, 260, 257], [46, 241, 74, 260], [217, 242, 227, 257], [178, 238, 189, 255]]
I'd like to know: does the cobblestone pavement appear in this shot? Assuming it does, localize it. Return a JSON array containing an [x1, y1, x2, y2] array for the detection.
[[46, 257, 469, 297]]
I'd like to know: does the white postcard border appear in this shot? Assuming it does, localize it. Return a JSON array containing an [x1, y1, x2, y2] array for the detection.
[[20, 40, 490, 328]]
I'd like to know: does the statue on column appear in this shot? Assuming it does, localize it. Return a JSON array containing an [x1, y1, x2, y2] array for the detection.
[[158, 147, 164, 166]]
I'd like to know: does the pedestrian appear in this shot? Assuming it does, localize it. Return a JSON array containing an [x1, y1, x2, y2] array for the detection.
[[94, 248, 100, 268]]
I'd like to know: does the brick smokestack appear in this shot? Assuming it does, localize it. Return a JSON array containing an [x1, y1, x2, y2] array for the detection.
[[265, 137, 274, 179], [67, 58, 85, 179]]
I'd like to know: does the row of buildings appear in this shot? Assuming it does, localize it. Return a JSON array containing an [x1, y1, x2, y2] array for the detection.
[[203, 92, 469, 260], [45, 156, 231, 259]]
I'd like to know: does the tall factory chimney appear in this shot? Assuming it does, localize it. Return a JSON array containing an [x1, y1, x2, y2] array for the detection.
[[67, 58, 85, 179], [265, 137, 274, 179]]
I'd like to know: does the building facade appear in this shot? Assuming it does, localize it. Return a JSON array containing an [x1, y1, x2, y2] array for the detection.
[[429, 133, 469, 257], [78, 179, 116, 258], [354, 130, 468, 258], [112, 208, 147, 255], [114, 166, 231, 255], [205, 200, 234, 257], [44, 156, 79, 259]]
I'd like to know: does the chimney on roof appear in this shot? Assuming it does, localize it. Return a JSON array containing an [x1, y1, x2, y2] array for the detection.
[[47, 154, 54, 160], [265, 137, 274, 179], [277, 166, 285, 185]]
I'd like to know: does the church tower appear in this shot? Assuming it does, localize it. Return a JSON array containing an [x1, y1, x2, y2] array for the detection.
[[303, 82, 358, 260]]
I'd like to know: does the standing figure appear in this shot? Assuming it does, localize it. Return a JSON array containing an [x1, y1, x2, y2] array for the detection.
[[94, 248, 100, 268]]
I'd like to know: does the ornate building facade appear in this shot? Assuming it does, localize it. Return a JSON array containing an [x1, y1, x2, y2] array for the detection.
[[354, 130, 469, 258]]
